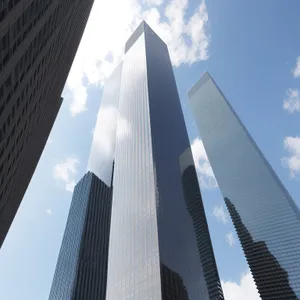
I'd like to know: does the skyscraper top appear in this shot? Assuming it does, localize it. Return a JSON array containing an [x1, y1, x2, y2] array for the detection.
[[188, 71, 212, 98], [125, 20, 166, 53]]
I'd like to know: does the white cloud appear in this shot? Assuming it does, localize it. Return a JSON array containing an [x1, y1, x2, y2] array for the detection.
[[226, 231, 236, 247], [64, 0, 210, 116], [282, 136, 300, 178], [191, 138, 217, 189], [283, 88, 300, 113], [213, 205, 228, 224], [91, 107, 119, 157], [293, 56, 300, 78], [65, 181, 76, 192], [222, 271, 261, 300], [143, 0, 209, 66], [53, 156, 79, 192], [46, 209, 52, 216], [143, 0, 163, 5]]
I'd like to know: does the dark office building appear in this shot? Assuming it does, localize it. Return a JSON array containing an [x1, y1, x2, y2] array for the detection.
[[48, 172, 112, 300], [0, 0, 94, 246], [105, 22, 224, 300], [188, 71, 300, 298]]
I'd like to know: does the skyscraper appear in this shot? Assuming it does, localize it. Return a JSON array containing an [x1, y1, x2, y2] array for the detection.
[[0, 0, 94, 246], [49, 62, 121, 300], [49, 21, 224, 299], [105, 21, 224, 300], [188, 71, 300, 299], [49, 172, 112, 300]]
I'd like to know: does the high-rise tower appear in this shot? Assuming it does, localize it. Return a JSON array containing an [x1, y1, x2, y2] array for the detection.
[[49, 62, 122, 300], [105, 21, 224, 300], [0, 0, 94, 246], [188, 71, 300, 299], [49, 22, 224, 300], [48, 172, 112, 300]]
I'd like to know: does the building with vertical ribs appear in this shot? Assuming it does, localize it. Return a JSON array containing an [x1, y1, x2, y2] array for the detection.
[[49, 21, 224, 299], [48, 172, 112, 300], [105, 21, 223, 300], [0, 0, 94, 246], [188, 71, 300, 299]]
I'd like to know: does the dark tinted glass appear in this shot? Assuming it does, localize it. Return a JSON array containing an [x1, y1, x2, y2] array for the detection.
[[49, 174, 93, 299], [49, 172, 112, 300]]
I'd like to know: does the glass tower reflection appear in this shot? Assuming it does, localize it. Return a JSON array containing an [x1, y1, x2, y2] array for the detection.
[[225, 197, 297, 299], [188, 71, 300, 299], [105, 22, 224, 300], [87, 63, 122, 186]]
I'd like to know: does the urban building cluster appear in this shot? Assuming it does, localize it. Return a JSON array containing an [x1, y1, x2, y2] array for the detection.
[[0, 2, 299, 299]]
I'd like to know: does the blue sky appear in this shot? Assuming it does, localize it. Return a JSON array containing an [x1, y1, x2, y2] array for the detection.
[[1, 0, 300, 299]]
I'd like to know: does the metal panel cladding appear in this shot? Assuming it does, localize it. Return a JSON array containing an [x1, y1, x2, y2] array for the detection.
[[188, 71, 300, 299], [87, 63, 123, 187], [106, 22, 224, 300]]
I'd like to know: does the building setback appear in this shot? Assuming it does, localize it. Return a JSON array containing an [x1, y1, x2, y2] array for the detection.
[[188, 71, 300, 299], [0, 0, 94, 246]]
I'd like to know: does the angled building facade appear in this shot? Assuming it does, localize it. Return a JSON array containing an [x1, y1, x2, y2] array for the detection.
[[188, 71, 300, 299], [0, 0, 94, 246]]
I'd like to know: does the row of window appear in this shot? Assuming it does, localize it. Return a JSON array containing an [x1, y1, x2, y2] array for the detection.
[[0, 0, 22, 24], [0, 0, 71, 121], [0, 0, 73, 74], [0, 0, 53, 71], [0, 0, 78, 203]]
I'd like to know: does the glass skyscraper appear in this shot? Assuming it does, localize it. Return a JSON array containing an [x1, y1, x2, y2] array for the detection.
[[188, 71, 300, 299], [105, 22, 223, 300], [49, 60, 121, 300], [49, 172, 112, 300], [49, 22, 224, 299]]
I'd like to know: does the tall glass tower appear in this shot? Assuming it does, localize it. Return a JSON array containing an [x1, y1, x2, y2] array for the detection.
[[188, 71, 300, 299], [49, 22, 224, 300], [105, 22, 224, 300], [48, 61, 122, 300], [49, 172, 112, 300]]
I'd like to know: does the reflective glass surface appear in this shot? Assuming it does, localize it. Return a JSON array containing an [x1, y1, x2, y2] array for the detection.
[[87, 63, 122, 187], [106, 23, 224, 300], [189, 72, 300, 299], [106, 32, 162, 300], [49, 172, 112, 300], [49, 173, 93, 299]]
